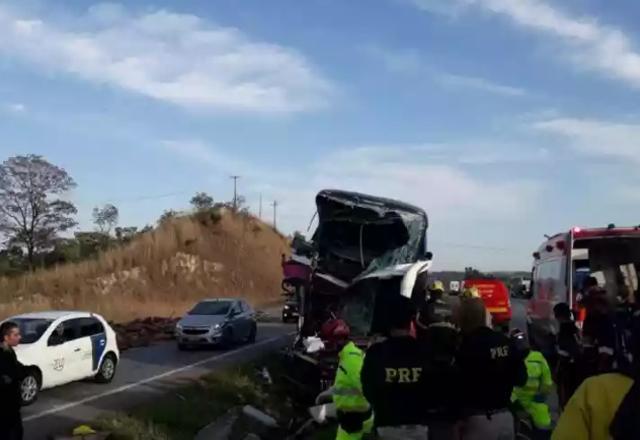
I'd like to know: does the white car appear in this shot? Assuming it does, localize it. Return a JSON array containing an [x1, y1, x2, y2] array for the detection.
[[6, 311, 120, 405]]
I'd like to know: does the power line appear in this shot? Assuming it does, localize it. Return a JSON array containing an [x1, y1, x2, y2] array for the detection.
[[429, 240, 523, 254], [95, 189, 194, 205]]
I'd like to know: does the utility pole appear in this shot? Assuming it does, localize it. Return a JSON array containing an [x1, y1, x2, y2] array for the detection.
[[259, 193, 263, 219], [271, 200, 278, 229], [230, 175, 240, 210]]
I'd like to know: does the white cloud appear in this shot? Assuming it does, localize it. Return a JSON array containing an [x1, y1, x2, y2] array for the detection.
[[436, 73, 528, 96], [533, 118, 640, 163], [0, 4, 332, 113], [412, 0, 640, 89], [366, 45, 529, 97], [4, 103, 26, 113]]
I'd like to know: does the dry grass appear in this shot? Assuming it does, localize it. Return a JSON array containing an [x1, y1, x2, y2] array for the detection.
[[0, 210, 289, 322]]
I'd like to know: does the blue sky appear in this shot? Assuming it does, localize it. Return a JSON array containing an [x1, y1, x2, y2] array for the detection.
[[2, 0, 640, 270]]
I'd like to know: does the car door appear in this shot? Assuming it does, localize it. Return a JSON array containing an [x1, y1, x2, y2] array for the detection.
[[77, 317, 107, 376], [230, 301, 248, 341], [44, 318, 87, 386]]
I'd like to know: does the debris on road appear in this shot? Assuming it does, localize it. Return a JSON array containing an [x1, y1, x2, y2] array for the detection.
[[110, 317, 179, 351]]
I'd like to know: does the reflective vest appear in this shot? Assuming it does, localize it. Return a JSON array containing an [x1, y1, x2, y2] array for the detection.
[[512, 351, 553, 403], [333, 342, 370, 413]]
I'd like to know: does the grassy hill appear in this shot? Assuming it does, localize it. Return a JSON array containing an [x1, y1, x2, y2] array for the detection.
[[0, 210, 289, 322]]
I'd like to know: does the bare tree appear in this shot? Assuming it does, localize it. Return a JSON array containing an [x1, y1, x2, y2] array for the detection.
[[190, 192, 214, 212], [92, 204, 119, 234], [0, 155, 77, 268]]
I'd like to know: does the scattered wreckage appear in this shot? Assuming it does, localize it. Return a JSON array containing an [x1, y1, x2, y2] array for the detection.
[[281, 189, 432, 398]]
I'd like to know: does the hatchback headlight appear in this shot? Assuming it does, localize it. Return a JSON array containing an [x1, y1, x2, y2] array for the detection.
[[284, 305, 290, 310], [211, 323, 221, 331]]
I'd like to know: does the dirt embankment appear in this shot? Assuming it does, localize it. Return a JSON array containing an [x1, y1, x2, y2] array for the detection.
[[0, 210, 289, 323]]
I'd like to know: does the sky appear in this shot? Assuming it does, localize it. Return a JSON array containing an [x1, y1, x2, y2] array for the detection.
[[2, 0, 640, 271]]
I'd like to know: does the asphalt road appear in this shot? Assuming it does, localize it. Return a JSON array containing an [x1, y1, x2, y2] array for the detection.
[[23, 322, 294, 440], [511, 298, 528, 332]]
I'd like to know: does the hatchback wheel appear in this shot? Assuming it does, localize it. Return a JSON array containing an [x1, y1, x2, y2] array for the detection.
[[247, 323, 257, 344], [95, 353, 117, 383], [20, 370, 40, 406], [221, 328, 234, 349]]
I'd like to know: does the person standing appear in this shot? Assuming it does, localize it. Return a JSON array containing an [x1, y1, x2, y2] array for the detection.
[[416, 281, 461, 440], [582, 290, 617, 377], [553, 310, 640, 440], [510, 329, 553, 439], [456, 298, 528, 440], [361, 297, 428, 440], [325, 319, 373, 440], [0, 321, 25, 440], [553, 303, 582, 409]]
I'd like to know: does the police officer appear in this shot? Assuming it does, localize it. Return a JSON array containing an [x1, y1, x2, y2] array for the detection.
[[361, 297, 428, 440], [457, 298, 528, 440], [327, 319, 373, 440], [510, 329, 553, 439], [0, 321, 25, 440], [415, 281, 461, 439]]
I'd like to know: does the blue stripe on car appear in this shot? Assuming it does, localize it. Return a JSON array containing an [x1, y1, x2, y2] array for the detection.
[[91, 333, 107, 371]]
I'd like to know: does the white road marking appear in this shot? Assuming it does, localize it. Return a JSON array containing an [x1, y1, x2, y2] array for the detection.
[[24, 335, 288, 422]]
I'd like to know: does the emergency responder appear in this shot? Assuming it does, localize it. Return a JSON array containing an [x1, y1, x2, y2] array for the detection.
[[553, 303, 582, 409], [0, 321, 25, 440], [415, 281, 461, 439], [582, 288, 617, 377], [416, 280, 459, 363], [361, 297, 429, 440], [461, 285, 480, 299], [510, 329, 553, 440], [326, 319, 373, 440], [553, 309, 640, 440], [456, 298, 528, 440]]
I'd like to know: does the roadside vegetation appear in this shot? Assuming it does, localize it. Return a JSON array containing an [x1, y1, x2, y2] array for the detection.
[[94, 356, 311, 440], [0, 154, 289, 322]]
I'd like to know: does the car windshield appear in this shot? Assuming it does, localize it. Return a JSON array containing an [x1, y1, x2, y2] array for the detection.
[[188, 301, 232, 316], [12, 318, 53, 344]]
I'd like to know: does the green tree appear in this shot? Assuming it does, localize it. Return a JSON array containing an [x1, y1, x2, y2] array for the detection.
[[190, 192, 214, 212], [115, 226, 138, 243], [92, 204, 119, 234], [158, 209, 178, 225], [0, 155, 77, 269]]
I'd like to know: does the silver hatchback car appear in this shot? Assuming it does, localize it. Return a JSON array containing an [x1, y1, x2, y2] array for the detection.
[[175, 298, 257, 350]]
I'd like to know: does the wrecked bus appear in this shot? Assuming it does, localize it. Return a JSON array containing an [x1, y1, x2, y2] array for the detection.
[[282, 189, 431, 396]]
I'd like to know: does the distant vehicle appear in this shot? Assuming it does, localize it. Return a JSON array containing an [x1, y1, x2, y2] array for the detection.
[[510, 277, 532, 298], [462, 278, 512, 331], [175, 298, 257, 350], [528, 225, 640, 358], [449, 280, 461, 293], [4, 311, 120, 405], [282, 297, 299, 323]]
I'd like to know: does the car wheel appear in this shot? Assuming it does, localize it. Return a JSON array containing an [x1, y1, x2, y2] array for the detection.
[[247, 323, 257, 344], [95, 353, 117, 384], [20, 369, 40, 406], [221, 328, 234, 349]]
